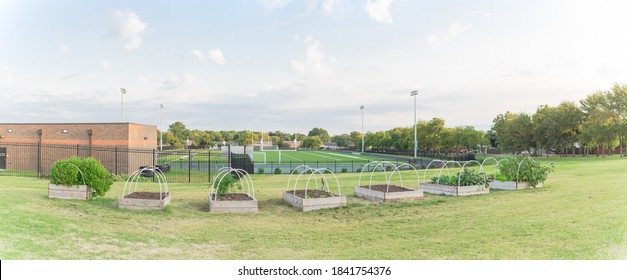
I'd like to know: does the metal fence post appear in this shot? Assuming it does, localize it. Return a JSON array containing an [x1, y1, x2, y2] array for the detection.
[[208, 147, 211, 183], [115, 146, 118, 175], [188, 149, 192, 183]]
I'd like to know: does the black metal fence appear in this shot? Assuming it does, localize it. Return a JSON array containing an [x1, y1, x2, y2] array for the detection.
[[367, 148, 476, 161], [0, 141, 218, 183]]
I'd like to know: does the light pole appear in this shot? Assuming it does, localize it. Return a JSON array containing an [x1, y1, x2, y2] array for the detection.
[[360, 105, 364, 153], [120, 88, 126, 122], [159, 104, 164, 151], [410, 90, 419, 158]]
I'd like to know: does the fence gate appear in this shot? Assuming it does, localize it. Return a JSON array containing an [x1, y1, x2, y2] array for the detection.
[[0, 147, 6, 169], [230, 152, 254, 174]]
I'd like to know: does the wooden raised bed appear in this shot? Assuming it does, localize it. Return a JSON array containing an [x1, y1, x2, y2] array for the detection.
[[283, 190, 346, 212], [48, 183, 91, 200], [208, 193, 258, 213], [420, 182, 489, 196], [354, 185, 423, 202], [118, 192, 170, 210], [119, 167, 170, 210], [490, 181, 542, 190]]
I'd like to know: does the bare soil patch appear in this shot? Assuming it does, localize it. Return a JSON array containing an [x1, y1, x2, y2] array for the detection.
[[358, 185, 413, 193], [124, 192, 169, 200], [210, 193, 253, 201], [286, 189, 338, 198]]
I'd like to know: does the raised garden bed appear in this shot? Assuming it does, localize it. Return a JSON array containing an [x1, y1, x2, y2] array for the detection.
[[283, 165, 346, 211], [490, 180, 542, 190], [482, 156, 551, 191], [118, 191, 171, 210], [119, 167, 170, 210], [355, 161, 423, 202], [208, 167, 258, 213], [283, 189, 346, 212], [354, 185, 423, 202], [422, 160, 489, 196], [48, 183, 91, 200], [420, 182, 489, 196]]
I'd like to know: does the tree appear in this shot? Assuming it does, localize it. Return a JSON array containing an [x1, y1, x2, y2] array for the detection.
[[331, 134, 351, 147], [300, 136, 323, 149], [349, 131, 361, 148], [308, 127, 331, 142], [168, 121, 190, 143]]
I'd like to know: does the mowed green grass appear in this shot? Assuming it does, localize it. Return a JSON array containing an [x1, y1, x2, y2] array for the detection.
[[0, 156, 625, 259], [253, 150, 387, 163]]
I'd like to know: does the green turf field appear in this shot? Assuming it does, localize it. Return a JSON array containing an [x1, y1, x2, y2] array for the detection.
[[253, 150, 388, 163]]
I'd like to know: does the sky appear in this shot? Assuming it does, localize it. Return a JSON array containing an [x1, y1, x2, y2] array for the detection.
[[1, 0, 626, 135]]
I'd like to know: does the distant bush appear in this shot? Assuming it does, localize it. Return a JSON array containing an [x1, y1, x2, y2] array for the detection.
[[257, 168, 264, 174], [341, 168, 348, 173], [274, 167, 282, 174]]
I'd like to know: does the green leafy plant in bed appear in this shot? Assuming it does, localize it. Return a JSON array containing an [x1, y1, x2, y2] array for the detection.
[[50, 156, 113, 198], [496, 156, 554, 187], [431, 169, 488, 186]]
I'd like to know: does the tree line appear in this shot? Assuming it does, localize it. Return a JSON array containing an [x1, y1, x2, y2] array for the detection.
[[160, 83, 626, 156], [489, 83, 626, 156]]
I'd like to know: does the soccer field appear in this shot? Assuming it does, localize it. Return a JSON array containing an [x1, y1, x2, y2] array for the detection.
[[253, 150, 383, 163]]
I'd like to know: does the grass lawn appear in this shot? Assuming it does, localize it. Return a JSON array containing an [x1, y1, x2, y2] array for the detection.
[[0, 156, 625, 259]]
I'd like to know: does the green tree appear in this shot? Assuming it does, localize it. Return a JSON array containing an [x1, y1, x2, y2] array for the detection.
[[168, 121, 190, 143], [308, 127, 331, 142], [300, 136, 323, 149], [331, 134, 351, 147]]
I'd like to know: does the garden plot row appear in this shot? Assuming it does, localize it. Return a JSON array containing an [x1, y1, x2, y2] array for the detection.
[[46, 157, 552, 213]]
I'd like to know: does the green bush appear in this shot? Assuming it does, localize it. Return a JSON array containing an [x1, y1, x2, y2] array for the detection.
[[385, 166, 392, 171], [431, 169, 487, 187], [496, 157, 553, 186], [49, 157, 113, 198], [341, 168, 348, 173], [50, 157, 83, 186], [257, 168, 264, 174], [274, 167, 282, 174]]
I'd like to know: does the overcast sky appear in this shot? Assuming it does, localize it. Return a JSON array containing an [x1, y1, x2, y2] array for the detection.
[[1, 0, 626, 135]]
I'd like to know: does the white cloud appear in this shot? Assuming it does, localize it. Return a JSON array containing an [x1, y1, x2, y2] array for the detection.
[[2, 66, 14, 85], [208, 48, 225, 65], [190, 49, 204, 61], [109, 9, 147, 50], [289, 36, 335, 79], [427, 20, 472, 51], [159, 75, 182, 90], [364, 0, 393, 23], [101, 59, 112, 71], [60, 42, 69, 53], [476, 9, 492, 18], [259, 0, 291, 11], [289, 60, 306, 77]]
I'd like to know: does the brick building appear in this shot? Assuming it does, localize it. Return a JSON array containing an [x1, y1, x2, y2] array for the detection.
[[0, 123, 157, 175]]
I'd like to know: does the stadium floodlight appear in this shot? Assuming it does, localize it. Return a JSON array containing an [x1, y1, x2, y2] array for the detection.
[[360, 105, 364, 153], [159, 104, 164, 151], [410, 90, 419, 158], [120, 88, 127, 122]]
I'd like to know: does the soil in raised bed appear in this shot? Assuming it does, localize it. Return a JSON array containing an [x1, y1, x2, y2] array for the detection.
[[358, 185, 414, 193], [210, 193, 253, 201], [124, 192, 169, 200], [286, 189, 338, 199]]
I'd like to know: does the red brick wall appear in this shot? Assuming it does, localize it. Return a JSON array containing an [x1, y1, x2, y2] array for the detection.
[[0, 123, 157, 175], [0, 123, 156, 148]]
